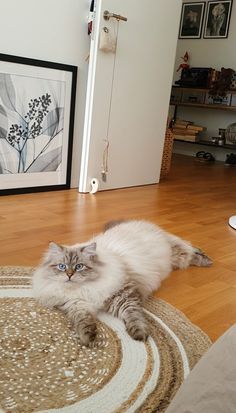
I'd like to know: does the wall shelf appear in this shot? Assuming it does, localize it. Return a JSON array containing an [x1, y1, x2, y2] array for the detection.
[[170, 86, 236, 157], [174, 139, 236, 150], [171, 102, 236, 111], [170, 86, 236, 112]]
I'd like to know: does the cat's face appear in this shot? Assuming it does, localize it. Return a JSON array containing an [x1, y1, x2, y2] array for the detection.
[[43, 242, 102, 284]]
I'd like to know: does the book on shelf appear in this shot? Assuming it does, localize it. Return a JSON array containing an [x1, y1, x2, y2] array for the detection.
[[173, 123, 187, 129], [173, 128, 198, 135], [174, 122, 204, 132], [175, 119, 194, 126], [173, 118, 206, 136], [187, 125, 205, 132]]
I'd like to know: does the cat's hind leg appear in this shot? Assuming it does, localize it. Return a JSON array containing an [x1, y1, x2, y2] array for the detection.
[[167, 233, 212, 270], [190, 247, 213, 267], [105, 284, 149, 341]]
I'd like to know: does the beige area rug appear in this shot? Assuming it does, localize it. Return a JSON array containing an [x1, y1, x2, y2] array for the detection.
[[0, 267, 211, 413]]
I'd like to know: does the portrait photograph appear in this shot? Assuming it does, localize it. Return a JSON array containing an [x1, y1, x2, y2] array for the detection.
[[179, 2, 206, 39], [204, 0, 233, 38]]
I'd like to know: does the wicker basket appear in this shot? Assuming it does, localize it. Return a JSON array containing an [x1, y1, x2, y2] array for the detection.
[[160, 128, 174, 178]]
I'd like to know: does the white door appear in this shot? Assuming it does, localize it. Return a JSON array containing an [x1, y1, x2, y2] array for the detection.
[[79, 0, 181, 193]]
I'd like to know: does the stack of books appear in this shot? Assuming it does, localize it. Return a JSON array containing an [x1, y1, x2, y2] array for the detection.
[[173, 119, 205, 142]]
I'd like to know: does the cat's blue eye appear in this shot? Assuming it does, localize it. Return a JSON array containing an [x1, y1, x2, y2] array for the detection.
[[75, 263, 85, 271], [57, 263, 67, 271]]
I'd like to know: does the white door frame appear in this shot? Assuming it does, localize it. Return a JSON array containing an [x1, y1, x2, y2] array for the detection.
[[79, 0, 102, 193]]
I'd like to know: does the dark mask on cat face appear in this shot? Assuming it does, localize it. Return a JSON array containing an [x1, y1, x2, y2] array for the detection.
[[44, 242, 102, 283]]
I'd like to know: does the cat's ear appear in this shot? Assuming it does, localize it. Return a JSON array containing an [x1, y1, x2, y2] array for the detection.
[[81, 242, 97, 261], [48, 241, 64, 253]]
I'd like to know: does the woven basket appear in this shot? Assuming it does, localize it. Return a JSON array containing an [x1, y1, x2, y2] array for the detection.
[[160, 128, 174, 178]]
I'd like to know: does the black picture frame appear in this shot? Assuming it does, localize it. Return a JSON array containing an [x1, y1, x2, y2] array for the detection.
[[203, 0, 233, 38], [0, 53, 77, 195], [179, 2, 206, 39]]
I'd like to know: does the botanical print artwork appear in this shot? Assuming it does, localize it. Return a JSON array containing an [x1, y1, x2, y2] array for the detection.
[[0, 73, 65, 174]]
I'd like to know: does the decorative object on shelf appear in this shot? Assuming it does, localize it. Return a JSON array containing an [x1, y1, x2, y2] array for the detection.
[[211, 136, 219, 144], [203, 0, 233, 39], [219, 128, 226, 136], [208, 67, 234, 98], [179, 2, 206, 39], [208, 68, 220, 88], [218, 128, 226, 145], [175, 67, 212, 88], [205, 92, 231, 106], [177, 51, 190, 73], [225, 122, 236, 144], [218, 137, 225, 146], [230, 71, 236, 90], [0, 53, 77, 195]]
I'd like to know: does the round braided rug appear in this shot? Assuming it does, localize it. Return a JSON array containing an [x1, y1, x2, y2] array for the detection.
[[0, 267, 211, 413]]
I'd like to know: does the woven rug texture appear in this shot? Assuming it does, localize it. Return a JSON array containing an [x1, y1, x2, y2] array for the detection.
[[0, 266, 212, 413]]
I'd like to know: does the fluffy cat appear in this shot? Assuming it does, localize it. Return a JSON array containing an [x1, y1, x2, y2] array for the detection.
[[32, 220, 212, 346]]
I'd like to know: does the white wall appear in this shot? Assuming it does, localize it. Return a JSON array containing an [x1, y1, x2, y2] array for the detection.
[[0, 0, 91, 187], [171, 0, 236, 160]]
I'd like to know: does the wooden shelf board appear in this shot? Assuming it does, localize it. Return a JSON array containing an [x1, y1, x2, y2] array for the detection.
[[172, 85, 236, 95], [174, 139, 236, 150], [170, 102, 236, 111]]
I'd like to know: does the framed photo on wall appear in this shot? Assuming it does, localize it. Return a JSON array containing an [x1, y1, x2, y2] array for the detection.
[[203, 0, 233, 38], [0, 53, 77, 195], [179, 2, 206, 39]]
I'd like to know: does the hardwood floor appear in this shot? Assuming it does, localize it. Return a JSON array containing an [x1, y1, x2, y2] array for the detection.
[[1, 154, 236, 341]]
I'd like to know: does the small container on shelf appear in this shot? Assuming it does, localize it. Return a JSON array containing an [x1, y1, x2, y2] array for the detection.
[[211, 136, 219, 144], [218, 128, 226, 146], [182, 90, 205, 104], [205, 93, 231, 106], [218, 137, 225, 146]]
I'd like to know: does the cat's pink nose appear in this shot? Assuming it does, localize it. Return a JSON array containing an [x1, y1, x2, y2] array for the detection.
[[67, 273, 74, 280]]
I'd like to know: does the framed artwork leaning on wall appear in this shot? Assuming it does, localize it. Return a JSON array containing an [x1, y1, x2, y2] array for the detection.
[[179, 2, 206, 39], [0, 53, 77, 195], [203, 0, 233, 38]]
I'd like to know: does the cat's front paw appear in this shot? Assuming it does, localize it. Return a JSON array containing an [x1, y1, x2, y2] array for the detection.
[[79, 324, 97, 347], [126, 323, 149, 342]]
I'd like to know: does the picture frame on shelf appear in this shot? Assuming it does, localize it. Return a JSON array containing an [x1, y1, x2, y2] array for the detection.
[[179, 2, 206, 39], [0, 53, 77, 195], [203, 0, 233, 39]]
